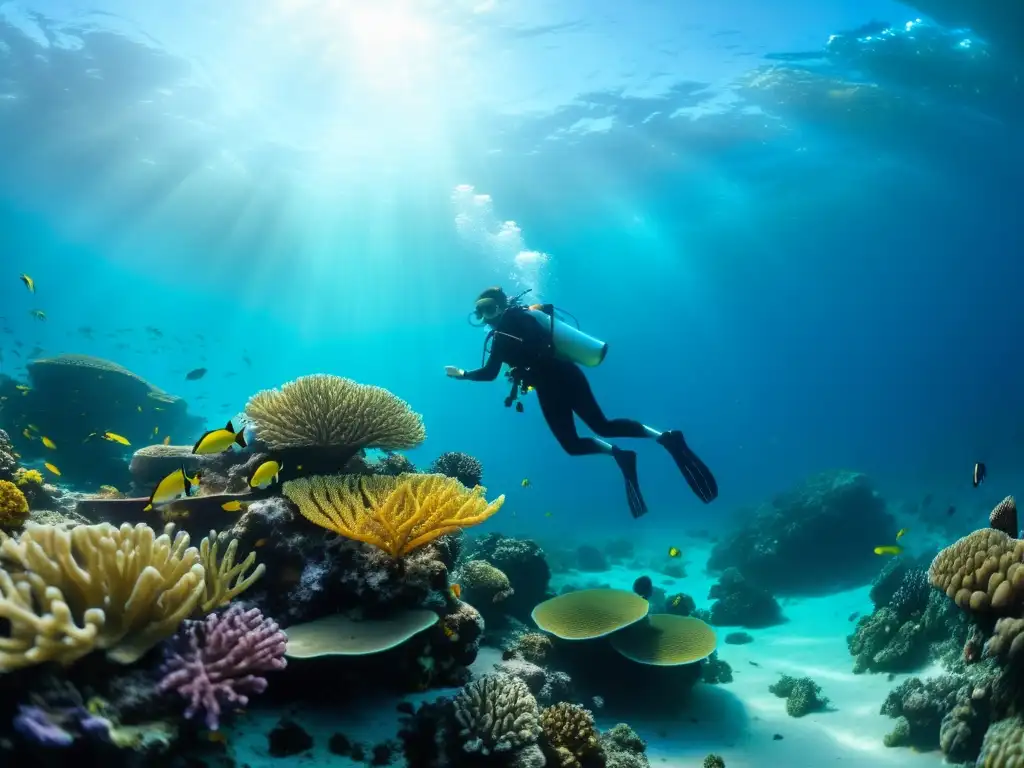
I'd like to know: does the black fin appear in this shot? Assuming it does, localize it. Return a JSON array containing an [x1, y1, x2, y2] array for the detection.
[[613, 448, 648, 519], [226, 420, 234, 432], [658, 431, 718, 503], [235, 429, 247, 448]]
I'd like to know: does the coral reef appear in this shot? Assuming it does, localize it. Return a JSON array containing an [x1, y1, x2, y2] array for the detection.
[[707, 568, 785, 628], [158, 605, 287, 730], [707, 470, 897, 594], [848, 585, 967, 674], [703, 755, 725, 768], [990, 495, 1019, 538], [508, 632, 555, 665], [769, 674, 830, 717], [283, 473, 504, 559], [458, 559, 514, 625], [128, 444, 203, 493], [608, 614, 718, 665], [374, 452, 417, 476], [0, 478, 29, 529], [701, 652, 733, 684], [468, 533, 553, 621], [532, 589, 650, 640], [0, 429, 16, 481], [576, 545, 608, 572], [429, 451, 483, 488], [0, 354, 202, 488], [928, 527, 1024, 614]]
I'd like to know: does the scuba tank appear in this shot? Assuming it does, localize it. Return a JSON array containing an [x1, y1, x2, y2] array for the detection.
[[525, 304, 608, 367]]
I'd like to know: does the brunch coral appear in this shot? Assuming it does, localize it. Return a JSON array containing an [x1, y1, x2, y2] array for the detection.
[[429, 451, 484, 488], [283, 473, 504, 559], [0, 522, 262, 670]]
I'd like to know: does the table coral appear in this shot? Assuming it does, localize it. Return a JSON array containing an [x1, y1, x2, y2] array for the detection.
[[158, 604, 287, 730]]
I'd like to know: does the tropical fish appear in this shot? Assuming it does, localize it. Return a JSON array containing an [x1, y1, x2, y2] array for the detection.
[[26, 424, 39, 432], [19, 273, 34, 293], [896, 527, 908, 540], [162, 436, 171, 445], [668, 546, 681, 558], [544, 511, 552, 517], [41, 436, 56, 450], [185, 368, 207, 381], [874, 545, 903, 556], [29, 310, 46, 321], [153, 427, 159, 437], [450, 583, 462, 599], [221, 500, 247, 513], [974, 462, 987, 488], [136, 406, 142, 413], [44, 462, 60, 476], [254, 538, 269, 548], [521, 478, 531, 488], [22, 429, 33, 440], [103, 432, 131, 446], [15, 385, 29, 392], [671, 595, 683, 607], [192, 420, 247, 455], [143, 466, 200, 512], [249, 460, 282, 489]]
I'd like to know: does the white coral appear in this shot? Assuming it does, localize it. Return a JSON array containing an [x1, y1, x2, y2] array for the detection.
[[453, 673, 541, 754]]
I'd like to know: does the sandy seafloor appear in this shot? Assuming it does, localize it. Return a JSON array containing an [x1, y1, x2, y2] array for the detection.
[[224, 542, 949, 767]]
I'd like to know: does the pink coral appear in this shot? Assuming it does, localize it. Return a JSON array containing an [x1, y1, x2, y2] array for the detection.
[[158, 604, 287, 730]]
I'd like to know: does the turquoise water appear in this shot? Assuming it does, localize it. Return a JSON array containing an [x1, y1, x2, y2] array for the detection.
[[0, 1, 1022, 766]]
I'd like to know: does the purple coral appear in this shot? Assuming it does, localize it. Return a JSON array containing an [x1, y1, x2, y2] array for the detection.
[[14, 704, 110, 748], [158, 604, 287, 730]]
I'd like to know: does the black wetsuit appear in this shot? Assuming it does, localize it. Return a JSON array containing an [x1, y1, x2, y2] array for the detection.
[[461, 307, 718, 516], [463, 309, 648, 454]]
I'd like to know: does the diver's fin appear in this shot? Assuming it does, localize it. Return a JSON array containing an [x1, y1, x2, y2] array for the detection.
[[613, 447, 648, 519], [657, 430, 718, 503]]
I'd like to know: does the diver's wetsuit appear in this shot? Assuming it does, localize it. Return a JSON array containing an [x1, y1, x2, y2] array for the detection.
[[461, 307, 718, 517]]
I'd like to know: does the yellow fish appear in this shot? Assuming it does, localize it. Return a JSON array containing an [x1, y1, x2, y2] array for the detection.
[[29, 309, 46, 321], [874, 545, 903, 556], [26, 424, 39, 432], [896, 528, 909, 540], [671, 595, 682, 607], [249, 460, 282, 489], [22, 429, 33, 440], [521, 478, 531, 488], [143, 466, 201, 512], [221, 500, 247, 513], [192, 420, 247, 455], [15, 385, 30, 392], [103, 432, 131, 446], [19, 273, 34, 293], [41, 436, 56, 450], [153, 426, 159, 437], [254, 538, 269, 548], [162, 436, 171, 445], [668, 546, 681, 558], [44, 462, 60, 476], [450, 583, 462, 599]]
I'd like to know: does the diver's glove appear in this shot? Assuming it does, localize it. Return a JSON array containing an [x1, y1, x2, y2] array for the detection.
[[445, 366, 465, 379]]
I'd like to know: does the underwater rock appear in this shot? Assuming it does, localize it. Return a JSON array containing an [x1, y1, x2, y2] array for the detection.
[[576, 544, 609, 572], [707, 470, 897, 595], [604, 538, 635, 562], [467, 533, 553, 622], [708, 568, 785, 628], [724, 632, 754, 645], [267, 718, 313, 757]]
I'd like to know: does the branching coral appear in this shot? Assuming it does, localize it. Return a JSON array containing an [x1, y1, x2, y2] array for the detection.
[[0, 522, 261, 670], [158, 604, 287, 730], [0, 479, 28, 529], [453, 673, 541, 754], [541, 703, 601, 768], [429, 452, 484, 488], [245, 374, 426, 451], [283, 473, 504, 559], [198, 530, 265, 614]]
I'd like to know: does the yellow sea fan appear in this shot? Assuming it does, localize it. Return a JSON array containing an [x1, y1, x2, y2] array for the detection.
[[244, 374, 426, 451], [283, 473, 503, 559]]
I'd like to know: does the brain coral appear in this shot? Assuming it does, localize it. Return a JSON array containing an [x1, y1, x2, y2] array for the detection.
[[245, 374, 426, 451], [928, 528, 1024, 615]]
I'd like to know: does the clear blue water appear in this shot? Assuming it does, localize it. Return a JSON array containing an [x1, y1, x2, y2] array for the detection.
[[0, 3, 1022, 761]]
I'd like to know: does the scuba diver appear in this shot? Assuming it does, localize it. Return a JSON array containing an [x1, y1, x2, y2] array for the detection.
[[444, 286, 718, 518]]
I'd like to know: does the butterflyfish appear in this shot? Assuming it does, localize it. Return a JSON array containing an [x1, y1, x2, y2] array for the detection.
[[668, 546, 681, 558], [19, 273, 34, 293], [249, 460, 282, 489], [192, 420, 247, 455]]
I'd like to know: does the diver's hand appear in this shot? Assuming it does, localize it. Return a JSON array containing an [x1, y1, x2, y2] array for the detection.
[[445, 366, 465, 379]]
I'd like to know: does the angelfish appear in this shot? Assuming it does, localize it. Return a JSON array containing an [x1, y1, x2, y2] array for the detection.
[[143, 466, 201, 512], [249, 460, 282, 489]]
